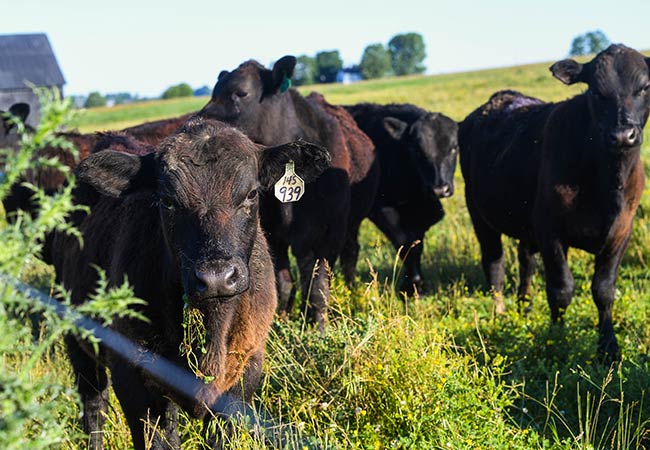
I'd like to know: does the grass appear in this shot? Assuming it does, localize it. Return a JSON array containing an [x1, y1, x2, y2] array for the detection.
[[22, 55, 650, 448]]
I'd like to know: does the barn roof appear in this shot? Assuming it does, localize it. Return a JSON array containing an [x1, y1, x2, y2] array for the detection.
[[0, 33, 65, 90]]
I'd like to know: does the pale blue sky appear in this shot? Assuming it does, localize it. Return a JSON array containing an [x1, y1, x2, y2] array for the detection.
[[3, 0, 649, 97]]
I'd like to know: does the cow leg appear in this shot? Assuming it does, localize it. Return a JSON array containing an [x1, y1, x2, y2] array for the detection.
[[591, 235, 630, 361], [341, 159, 380, 288], [65, 336, 109, 450], [268, 237, 295, 317], [466, 207, 505, 314], [111, 362, 180, 450], [369, 207, 425, 295], [296, 251, 331, 333], [517, 240, 537, 315], [205, 349, 265, 449], [398, 231, 425, 296], [538, 239, 574, 323], [339, 220, 361, 287]]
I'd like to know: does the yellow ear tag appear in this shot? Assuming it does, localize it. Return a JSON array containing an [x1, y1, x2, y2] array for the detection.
[[274, 160, 305, 202]]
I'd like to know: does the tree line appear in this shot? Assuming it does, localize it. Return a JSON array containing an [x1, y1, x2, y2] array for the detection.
[[81, 29, 609, 108], [293, 32, 427, 86]]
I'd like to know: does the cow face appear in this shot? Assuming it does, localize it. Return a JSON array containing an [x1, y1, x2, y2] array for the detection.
[[551, 44, 650, 149], [201, 56, 296, 133], [383, 113, 459, 199], [76, 118, 329, 304]]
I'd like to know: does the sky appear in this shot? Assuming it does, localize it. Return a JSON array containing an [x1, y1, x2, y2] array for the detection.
[[3, 0, 650, 98]]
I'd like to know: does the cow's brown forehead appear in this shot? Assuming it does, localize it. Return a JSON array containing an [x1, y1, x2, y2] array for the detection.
[[158, 119, 260, 205], [163, 124, 257, 162]]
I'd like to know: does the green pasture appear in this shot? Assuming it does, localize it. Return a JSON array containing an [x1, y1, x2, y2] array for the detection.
[[13, 55, 650, 448], [71, 59, 591, 133]]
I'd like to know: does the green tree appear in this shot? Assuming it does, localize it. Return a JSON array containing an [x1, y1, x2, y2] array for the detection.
[[161, 83, 193, 99], [569, 35, 587, 57], [360, 43, 392, 80], [388, 32, 426, 76], [84, 91, 106, 108], [569, 30, 611, 56], [293, 55, 317, 86], [107, 92, 133, 105], [316, 50, 343, 83]]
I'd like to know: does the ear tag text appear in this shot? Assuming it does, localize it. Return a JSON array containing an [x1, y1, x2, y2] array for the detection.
[[274, 160, 304, 203]]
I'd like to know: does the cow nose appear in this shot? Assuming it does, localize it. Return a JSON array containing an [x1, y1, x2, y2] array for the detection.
[[194, 263, 246, 298], [609, 127, 640, 147], [433, 184, 453, 198]]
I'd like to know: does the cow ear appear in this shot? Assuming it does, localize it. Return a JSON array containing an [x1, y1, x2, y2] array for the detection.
[[271, 55, 297, 93], [550, 59, 585, 85], [646, 57, 650, 72], [383, 117, 408, 140], [258, 139, 330, 188], [75, 150, 158, 197], [210, 71, 230, 98]]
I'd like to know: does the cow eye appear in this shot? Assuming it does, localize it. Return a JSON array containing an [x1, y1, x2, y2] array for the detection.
[[160, 197, 176, 211], [638, 84, 650, 96], [235, 90, 248, 98], [246, 188, 258, 201]]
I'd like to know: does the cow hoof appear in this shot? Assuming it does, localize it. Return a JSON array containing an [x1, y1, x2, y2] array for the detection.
[[399, 275, 424, 297], [518, 298, 533, 316], [494, 297, 506, 315], [597, 338, 620, 364]]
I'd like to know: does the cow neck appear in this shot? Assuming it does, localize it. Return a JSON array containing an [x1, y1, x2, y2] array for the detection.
[[249, 91, 301, 145]]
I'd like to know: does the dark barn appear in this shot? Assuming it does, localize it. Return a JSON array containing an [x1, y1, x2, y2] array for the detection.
[[0, 33, 65, 127]]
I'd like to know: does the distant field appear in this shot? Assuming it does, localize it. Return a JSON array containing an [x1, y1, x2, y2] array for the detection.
[[70, 59, 592, 133], [40, 56, 650, 448]]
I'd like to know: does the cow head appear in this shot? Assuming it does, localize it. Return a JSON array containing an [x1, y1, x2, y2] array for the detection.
[[550, 44, 650, 149], [200, 56, 297, 142], [1, 103, 30, 148], [75, 118, 329, 304], [383, 112, 459, 199]]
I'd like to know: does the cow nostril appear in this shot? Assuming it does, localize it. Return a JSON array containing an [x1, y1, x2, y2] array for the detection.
[[194, 270, 209, 293], [627, 128, 637, 144], [434, 184, 452, 198], [222, 266, 238, 291], [609, 131, 619, 145]]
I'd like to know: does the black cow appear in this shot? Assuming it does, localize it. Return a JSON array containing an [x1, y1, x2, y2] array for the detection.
[[51, 117, 329, 449], [343, 103, 458, 294], [200, 56, 377, 331], [459, 44, 650, 359]]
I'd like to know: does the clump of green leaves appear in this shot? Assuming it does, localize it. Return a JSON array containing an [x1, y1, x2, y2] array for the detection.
[[0, 88, 147, 450], [179, 295, 213, 383]]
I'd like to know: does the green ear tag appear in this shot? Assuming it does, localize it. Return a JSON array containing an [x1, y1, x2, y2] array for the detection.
[[280, 73, 291, 93]]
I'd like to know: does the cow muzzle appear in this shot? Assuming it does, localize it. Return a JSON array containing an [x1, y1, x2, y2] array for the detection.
[[189, 259, 249, 300], [608, 126, 642, 148], [432, 183, 454, 198]]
